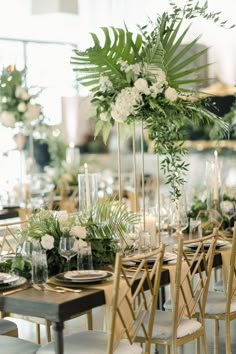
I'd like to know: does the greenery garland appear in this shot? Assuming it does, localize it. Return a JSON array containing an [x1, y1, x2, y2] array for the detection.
[[71, 0, 233, 199]]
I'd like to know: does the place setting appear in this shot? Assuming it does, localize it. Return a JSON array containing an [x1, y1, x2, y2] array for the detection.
[[0, 272, 29, 295]]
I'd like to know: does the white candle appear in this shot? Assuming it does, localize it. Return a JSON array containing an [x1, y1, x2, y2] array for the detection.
[[66, 143, 80, 166], [213, 150, 218, 201], [145, 214, 157, 248], [84, 163, 91, 209]]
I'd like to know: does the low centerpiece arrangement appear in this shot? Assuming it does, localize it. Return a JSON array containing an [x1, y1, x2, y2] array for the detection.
[[0, 200, 139, 279]]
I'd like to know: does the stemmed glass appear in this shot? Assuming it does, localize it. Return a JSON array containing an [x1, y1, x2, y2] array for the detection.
[[59, 236, 77, 271], [169, 200, 188, 236]]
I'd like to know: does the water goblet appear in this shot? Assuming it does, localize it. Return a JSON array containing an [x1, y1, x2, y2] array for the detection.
[[59, 236, 77, 271]]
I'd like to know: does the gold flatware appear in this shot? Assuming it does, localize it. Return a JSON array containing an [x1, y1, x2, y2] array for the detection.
[[2, 287, 26, 296], [55, 286, 82, 293], [32, 283, 65, 293], [44, 284, 65, 293]]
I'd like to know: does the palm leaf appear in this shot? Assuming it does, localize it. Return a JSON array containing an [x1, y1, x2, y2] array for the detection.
[[159, 15, 210, 89], [71, 27, 142, 90]]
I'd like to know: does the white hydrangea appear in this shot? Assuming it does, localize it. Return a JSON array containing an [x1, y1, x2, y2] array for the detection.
[[134, 78, 150, 95], [17, 102, 27, 113], [99, 75, 113, 92], [165, 87, 178, 101], [70, 225, 87, 239], [0, 111, 16, 127], [15, 86, 30, 101], [25, 104, 41, 121], [111, 87, 142, 122], [149, 81, 165, 98], [100, 112, 110, 121], [41, 234, 54, 250], [118, 60, 142, 75]]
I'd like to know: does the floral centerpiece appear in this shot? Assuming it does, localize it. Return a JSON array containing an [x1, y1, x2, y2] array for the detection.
[[71, 0, 233, 199], [0, 201, 140, 279], [0, 66, 42, 130]]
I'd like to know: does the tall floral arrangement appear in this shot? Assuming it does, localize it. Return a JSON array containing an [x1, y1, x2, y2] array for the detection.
[[0, 66, 42, 130], [71, 0, 233, 199]]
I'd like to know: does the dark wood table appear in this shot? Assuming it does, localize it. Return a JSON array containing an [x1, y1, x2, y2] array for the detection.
[[0, 286, 105, 354], [0, 252, 223, 354]]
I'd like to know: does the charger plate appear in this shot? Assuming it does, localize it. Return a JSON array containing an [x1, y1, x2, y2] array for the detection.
[[0, 276, 27, 292]]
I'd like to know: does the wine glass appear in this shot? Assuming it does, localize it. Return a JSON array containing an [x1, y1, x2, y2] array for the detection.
[[169, 201, 188, 236], [59, 236, 77, 271]]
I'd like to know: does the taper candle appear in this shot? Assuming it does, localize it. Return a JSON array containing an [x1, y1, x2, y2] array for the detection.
[[84, 163, 90, 209]]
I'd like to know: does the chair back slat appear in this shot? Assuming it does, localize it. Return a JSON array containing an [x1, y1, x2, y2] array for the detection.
[[226, 222, 236, 312], [0, 220, 28, 254], [172, 231, 218, 345], [107, 245, 165, 354]]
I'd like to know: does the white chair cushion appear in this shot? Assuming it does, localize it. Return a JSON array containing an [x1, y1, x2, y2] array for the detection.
[[0, 336, 40, 354], [150, 310, 202, 340], [37, 331, 142, 354], [0, 319, 17, 334], [205, 291, 236, 314]]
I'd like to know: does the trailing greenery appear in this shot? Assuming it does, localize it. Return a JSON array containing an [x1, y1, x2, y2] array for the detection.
[[71, 0, 231, 200]]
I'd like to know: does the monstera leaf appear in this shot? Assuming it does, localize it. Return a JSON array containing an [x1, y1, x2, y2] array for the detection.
[[71, 27, 142, 91]]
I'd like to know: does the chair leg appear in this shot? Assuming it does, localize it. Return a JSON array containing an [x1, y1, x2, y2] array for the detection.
[[196, 337, 200, 354], [35, 323, 41, 344], [201, 334, 209, 354], [225, 320, 231, 354], [165, 344, 171, 354], [45, 320, 52, 342], [86, 310, 93, 330], [214, 319, 219, 354]]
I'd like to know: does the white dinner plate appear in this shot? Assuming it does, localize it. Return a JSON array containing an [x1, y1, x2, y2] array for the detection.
[[187, 240, 229, 250], [64, 270, 108, 281], [0, 272, 19, 284], [163, 252, 177, 262]]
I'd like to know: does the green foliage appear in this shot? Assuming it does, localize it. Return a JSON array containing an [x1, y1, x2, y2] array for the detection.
[[78, 199, 140, 268]]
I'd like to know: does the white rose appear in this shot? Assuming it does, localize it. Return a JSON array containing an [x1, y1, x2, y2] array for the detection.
[[100, 112, 110, 121], [78, 238, 88, 249], [165, 87, 178, 102], [15, 86, 30, 101], [0, 111, 16, 127], [17, 102, 27, 112], [70, 226, 87, 239], [25, 104, 41, 120], [134, 78, 149, 94], [41, 234, 54, 250]]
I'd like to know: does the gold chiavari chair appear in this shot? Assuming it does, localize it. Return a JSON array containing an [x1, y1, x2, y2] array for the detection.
[[135, 231, 218, 354], [202, 222, 236, 354], [36, 245, 165, 354]]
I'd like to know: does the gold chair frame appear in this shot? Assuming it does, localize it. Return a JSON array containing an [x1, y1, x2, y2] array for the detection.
[[203, 222, 236, 354], [135, 231, 218, 354]]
